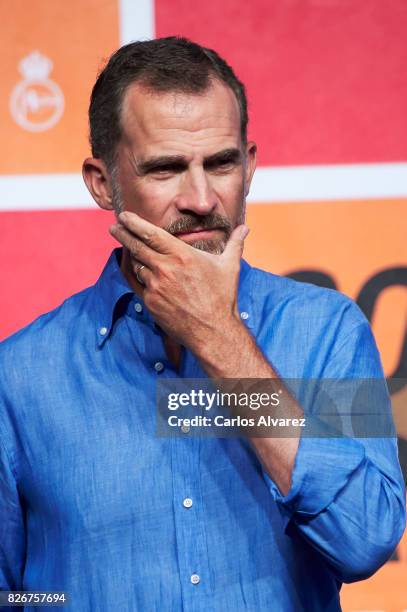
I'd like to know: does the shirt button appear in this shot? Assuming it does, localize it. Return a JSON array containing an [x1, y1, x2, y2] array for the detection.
[[181, 424, 190, 433], [99, 326, 108, 336], [190, 574, 200, 585], [134, 303, 143, 313], [154, 361, 164, 373], [183, 498, 193, 508], [240, 311, 249, 320]]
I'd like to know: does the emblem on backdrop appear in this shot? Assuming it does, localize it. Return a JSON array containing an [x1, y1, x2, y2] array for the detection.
[[9, 51, 65, 132]]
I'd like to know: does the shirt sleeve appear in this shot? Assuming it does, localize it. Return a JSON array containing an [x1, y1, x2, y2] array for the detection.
[[0, 436, 26, 593], [262, 319, 407, 583]]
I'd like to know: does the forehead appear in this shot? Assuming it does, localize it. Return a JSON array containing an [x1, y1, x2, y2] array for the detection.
[[119, 79, 242, 155]]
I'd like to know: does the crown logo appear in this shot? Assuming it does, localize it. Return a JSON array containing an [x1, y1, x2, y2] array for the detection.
[[18, 51, 53, 81]]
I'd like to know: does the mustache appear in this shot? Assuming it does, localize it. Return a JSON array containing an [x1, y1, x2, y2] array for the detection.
[[164, 213, 232, 236]]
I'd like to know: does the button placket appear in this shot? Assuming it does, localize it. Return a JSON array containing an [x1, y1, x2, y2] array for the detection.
[[170, 436, 211, 602]]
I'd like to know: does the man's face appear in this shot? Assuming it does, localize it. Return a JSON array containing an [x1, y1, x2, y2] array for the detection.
[[111, 79, 256, 254]]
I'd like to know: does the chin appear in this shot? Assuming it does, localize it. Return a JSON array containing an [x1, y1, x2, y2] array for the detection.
[[190, 238, 227, 255]]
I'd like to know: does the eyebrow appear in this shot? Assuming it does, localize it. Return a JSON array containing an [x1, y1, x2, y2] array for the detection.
[[134, 147, 242, 175]]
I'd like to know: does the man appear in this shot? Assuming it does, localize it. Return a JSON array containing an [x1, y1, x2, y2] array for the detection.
[[0, 37, 405, 611]]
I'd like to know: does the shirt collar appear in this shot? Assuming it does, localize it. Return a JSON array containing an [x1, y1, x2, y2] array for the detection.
[[92, 248, 134, 347], [92, 247, 254, 347], [237, 257, 254, 330]]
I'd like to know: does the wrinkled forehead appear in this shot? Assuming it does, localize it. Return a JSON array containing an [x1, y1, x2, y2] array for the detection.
[[119, 79, 242, 150]]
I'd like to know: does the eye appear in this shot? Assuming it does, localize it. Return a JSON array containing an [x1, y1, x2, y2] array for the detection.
[[153, 168, 172, 176], [149, 165, 183, 178], [207, 158, 236, 173]]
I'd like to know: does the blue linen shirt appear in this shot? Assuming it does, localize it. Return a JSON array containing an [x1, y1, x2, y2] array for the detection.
[[0, 248, 405, 611]]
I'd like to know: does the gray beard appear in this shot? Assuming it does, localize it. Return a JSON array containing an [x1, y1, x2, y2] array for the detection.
[[188, 237, 227, 255], [111, 170, 124, 216]]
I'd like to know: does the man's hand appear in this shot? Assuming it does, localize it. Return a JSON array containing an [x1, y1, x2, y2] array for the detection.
[[109, 211, 249, 351], [110, 211, 301, 496]]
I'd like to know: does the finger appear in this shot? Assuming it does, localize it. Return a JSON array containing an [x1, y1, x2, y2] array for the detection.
[[109, 223, 161, 269], [118, 211, 185, 255], [222, 224, 250, 262]]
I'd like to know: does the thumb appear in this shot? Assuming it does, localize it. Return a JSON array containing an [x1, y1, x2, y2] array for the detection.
[[222, 224, 250, 261]]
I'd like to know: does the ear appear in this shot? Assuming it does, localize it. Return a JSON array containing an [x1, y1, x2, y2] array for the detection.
[[82, 157, 114, 211], [244, 141, 257, 197]]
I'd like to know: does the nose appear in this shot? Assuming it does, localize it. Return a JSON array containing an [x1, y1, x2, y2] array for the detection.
[[174, 167, 218, 216]]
